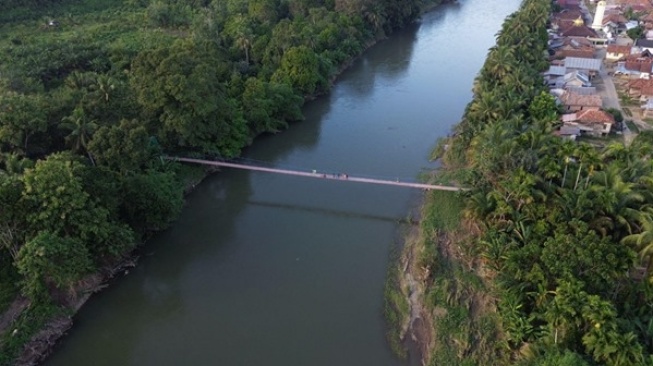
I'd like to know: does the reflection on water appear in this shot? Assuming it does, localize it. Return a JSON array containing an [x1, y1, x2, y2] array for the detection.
[[45, 1, 522, 365]]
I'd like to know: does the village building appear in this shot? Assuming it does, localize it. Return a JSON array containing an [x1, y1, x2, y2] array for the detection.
[[641, 11, 653, 29], [634, 38, 653, 54], [561, 109, 615, 136], [553, 37, 596, 59], [564, 56, 602, 77], [556, 124, 582, 140], [566, 86, 597, 95], [605, 44, 632, 62], [614, 0, 653, 11], [563, 70, 592, 87], [602, 12, 628, 35], [543, 65, 568, 87], [558, 90, 603, 111], [627, 78, 653, 100], [559, 22, 600, 38]]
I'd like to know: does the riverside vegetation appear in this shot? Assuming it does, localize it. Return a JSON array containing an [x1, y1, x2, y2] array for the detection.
[[395, 0, 653, 365], [0, 0, 446, 364]]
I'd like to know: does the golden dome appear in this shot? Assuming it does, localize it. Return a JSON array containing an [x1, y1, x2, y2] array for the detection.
[[573, 16, 584, 26]]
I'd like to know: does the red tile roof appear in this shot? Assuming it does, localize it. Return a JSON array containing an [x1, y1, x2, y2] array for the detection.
[[628, 78, 653, 96], [575, 109, 615, 124], [557, 48, 595, 58], [641, 11, 653, 23], [555, 37, 596, 59], [560, 24, 599, 38], [607, 45, 632, 55], [555, 10, 584, 20], [625, 54, 653, 73], [616, 0, 653, 10], [603, 13, 628, 25], [560, 91, 603, 108]]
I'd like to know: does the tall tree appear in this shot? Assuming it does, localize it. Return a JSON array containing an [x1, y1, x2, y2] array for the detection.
[[60, 106, 97, 165]]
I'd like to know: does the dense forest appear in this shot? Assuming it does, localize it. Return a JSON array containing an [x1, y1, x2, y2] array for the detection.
[[0, 0, 440, 363], [427, 0, 653, 364]]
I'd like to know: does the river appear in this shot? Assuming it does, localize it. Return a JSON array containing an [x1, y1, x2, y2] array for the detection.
[[45, 0, 521, 365]]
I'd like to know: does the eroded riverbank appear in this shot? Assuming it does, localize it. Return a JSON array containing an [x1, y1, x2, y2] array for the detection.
[[394, 189, 503, 365]]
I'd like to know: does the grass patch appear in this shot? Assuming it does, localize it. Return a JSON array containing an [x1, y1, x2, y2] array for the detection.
[[643, 117, 653, 125], [622, 108, 633, 117], [422, 190, 464, 233], [618, 94, 638, 107]]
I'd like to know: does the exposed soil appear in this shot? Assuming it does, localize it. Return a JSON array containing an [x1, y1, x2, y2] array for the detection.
[[398, 223, 435, 366]]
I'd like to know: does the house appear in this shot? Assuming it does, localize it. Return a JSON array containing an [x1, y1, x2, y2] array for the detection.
[[559, 23, 600, 38], [564, 56, 603, 77], [615, 0, 653, 11], [602, 12, 628, 29], [563, 70, 592, 87], [624, 55, 653, 75], [634, 39, 653, 54], [566, 86, 597, 95], [551, 15, 585, 34], [627, 78, 653, 99], [605, 44, 632, 62], [556, 124, 582, 140], [641, 11, 653, 29], [543, 65, 567, 87], [555, 9, 585, 21], [553, 37, 596, 59], [561, 109, 615, 136], [601, 12, 628, 37], [549, 36, 565, 50], [559, 91, 603, 111]]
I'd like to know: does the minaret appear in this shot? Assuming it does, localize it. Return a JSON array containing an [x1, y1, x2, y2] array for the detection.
[[592, 1, 606, 30]]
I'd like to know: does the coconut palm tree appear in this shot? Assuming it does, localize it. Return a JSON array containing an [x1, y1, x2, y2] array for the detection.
[[591, 165, 644, 236], [483, 45, 516, 81], [622, 210, 653, 278], [60, 106, 97, 165]]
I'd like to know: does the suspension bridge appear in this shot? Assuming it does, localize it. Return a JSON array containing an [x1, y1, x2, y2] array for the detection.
[[167, 157, 464, 192]]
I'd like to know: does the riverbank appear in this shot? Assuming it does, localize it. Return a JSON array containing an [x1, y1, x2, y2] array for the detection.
[[394, 188, 506, 365]]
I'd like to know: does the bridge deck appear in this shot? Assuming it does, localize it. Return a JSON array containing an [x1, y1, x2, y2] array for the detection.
[[168, 157, 463, 192]]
